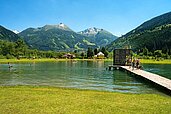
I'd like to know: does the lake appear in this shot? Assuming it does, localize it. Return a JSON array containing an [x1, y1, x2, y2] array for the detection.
[[143, 64, 171, 80], [0, 61, 170, 94]]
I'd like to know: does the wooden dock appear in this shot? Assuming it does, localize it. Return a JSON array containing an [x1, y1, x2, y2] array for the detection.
[[120, 66, 171, 91]]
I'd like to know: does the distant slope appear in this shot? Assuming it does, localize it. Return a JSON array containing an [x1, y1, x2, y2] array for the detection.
[[0, 25, 20, 42], [19, 23, 97, 51], [78, 27, 117, 47], [106, 12, 171, 52]]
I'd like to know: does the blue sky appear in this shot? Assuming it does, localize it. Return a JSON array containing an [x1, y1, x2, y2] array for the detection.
[[0, 0, 171, 36]]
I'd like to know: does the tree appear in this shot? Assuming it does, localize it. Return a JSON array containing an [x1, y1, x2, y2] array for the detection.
[[15, 39, 28, 58], [169, 49, 171, 55], [80, 52, 85, 59], [74, 50, 77, 53], [87, 47, 94, 58], [143, 47, 148, 56], [162, 45, 169, 54], [166, 52, 170, 59], [94, 48, 98, 55], [154, 50, 162, 58], [101, 47, 109, 58]]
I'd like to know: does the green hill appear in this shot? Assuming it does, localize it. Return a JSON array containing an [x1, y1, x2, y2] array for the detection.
[[106, 12, 171, 52], [19, 23, 97, 51], [0, 25, 20, 41]]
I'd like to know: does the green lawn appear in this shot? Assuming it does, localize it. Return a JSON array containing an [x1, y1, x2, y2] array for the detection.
[[0, 58, 171, 64], [0, 86, 170, 114], [140, 59, 171, 64], [0, 58, 65, 63]]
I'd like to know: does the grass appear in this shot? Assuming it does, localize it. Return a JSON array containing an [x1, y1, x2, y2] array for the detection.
[[98, 59, 171, 64], [0, 58, 171, 64], [140, 59, 171, 64], [0, 58, 68, 63], [0, 86, 170, 114], [0, 58, 111, 64]]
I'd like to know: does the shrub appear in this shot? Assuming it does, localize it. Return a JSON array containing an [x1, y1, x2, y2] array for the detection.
[[6, 54, 15, 59], [0, 55, 6, 59]]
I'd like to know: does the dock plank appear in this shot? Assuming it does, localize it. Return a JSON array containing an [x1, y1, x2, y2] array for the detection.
[[120, 66, 171, 91]]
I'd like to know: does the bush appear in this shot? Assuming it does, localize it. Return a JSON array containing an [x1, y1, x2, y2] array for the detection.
[[154, 50, 162, 57], [138, 53, 143, 56], [144, 56, 151, 59], [6, 54, 15, 59], [0, 55, 6, 59], [166, 55, 170, 59], [148, 52, 153, 56]]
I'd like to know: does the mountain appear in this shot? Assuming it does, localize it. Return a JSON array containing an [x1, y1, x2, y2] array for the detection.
[[78, 27, 117, 47], [19, 23, 97, 51], [0, 25, 20, 42], [42, 23, 73, 32], [106, 12, 171, 52], [12, 30, 20, 34]]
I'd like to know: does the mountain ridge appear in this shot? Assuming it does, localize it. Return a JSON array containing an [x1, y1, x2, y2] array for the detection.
[[19, 24, 98, 51], [42, 23, 73, 32], [106, 12, 171, 52], [18, 23, 117, 51], [78, 27, 117, 47], [0, 25, 20, 42], [0, 23, 118, 51]]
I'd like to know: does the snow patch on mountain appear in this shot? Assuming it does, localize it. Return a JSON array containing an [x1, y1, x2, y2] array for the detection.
[[42, 23, 73, 31], [56, 23, 72, 31], [79, 27, 103, 36], [12, 30, 20, 34]]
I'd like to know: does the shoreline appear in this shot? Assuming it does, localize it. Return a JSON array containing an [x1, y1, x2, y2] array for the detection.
[[0, 85, 169, 96], [0, 85, 168, 96], [0, 58, 171, 64]]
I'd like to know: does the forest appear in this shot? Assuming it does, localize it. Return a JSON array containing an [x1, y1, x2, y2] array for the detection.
[[0, 39, 66, 59]]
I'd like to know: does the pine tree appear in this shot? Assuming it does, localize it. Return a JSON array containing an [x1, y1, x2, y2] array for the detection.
[[87, 48, 94, 58]]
